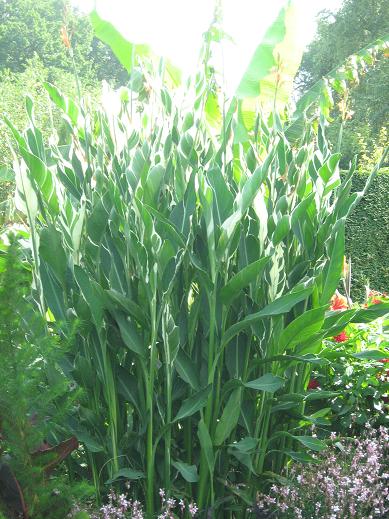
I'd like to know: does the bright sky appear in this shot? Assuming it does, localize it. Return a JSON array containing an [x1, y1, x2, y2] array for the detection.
[[73, 0, 342, 91]]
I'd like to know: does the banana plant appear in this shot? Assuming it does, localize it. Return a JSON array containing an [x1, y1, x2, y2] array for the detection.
[[6, 3, 389, 519]]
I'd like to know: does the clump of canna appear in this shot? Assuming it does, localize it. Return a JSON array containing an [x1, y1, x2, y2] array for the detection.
[[6, 3, 389, 518]]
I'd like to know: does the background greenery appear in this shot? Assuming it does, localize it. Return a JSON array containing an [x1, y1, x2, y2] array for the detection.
[[346, 168, 389, 301], [297, 0, 388, 169], [0, 0, 126, 173]]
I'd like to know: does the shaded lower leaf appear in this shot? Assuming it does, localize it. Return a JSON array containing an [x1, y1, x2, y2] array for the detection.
[[292, 435, 326, 452], [245, 374, 284, 393], [105, 468, 145, 484], [285, 450, 320, 463], [172, 461, 199, 483], [214, 388, 242, 446], [174, 386, 211, 421], [197, 419, 215, 474]]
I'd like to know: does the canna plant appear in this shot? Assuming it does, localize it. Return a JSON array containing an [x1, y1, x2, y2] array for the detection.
[[5, 2, 389, 517]]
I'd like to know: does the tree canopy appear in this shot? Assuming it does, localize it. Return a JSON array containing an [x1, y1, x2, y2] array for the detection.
[[0, 0, 127, 84], [297, 0, 389, 165]]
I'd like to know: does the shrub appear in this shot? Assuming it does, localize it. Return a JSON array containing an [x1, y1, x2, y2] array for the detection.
[[0, 234, 91, 518]]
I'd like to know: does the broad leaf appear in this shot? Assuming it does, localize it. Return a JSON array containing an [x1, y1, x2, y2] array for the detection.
[[106, 468, 145, 484], [245, 374, 284, 393], [279, 306, 327, 350], [197, 419, 215, 474], [91, 10, 181, 86], [220, 257, 270, 305], [222, 283, 313, 346], [172, 461, 199, 483], [236, 2, 304, 126], [39, 226, 67, 285], [292, 435, 326, 452], [320, 223, 345, 305], [174, 386, 211, 422], [175, 349, 201, 391], [214, 388, 242, 446], [352, 350, 389, 360], [114, 312, 145, 357], [285, 450, 320, 463]]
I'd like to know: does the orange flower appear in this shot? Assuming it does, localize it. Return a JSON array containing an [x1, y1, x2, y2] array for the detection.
[[368, 290, 382, 298], [367, 290, 384, 305], [61, 26, 71, 49], [333, 331, 348, 343], [330, 291, 348, 311]]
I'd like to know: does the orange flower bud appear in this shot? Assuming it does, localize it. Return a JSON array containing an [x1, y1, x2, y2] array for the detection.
[[61, 26, 71, 49]]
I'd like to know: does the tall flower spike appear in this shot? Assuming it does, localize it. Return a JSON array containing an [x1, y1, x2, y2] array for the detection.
[[60, 26, 71, 49]]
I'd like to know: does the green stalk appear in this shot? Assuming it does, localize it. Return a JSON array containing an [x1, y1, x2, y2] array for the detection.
[[105, 354, 119, 476], [198, 286, 217, 512], [146, 286, 158, 518], [205, 287, 217, 426], [163, 308, 173, 496], [256, 400, 272, 474], [89, 453, 101, 504]]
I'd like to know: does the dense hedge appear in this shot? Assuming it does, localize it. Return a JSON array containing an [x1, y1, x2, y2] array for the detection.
[[346, 168, 389, 302]]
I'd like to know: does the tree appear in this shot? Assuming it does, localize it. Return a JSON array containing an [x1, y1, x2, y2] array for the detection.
[[0, 0, 129, 212], [0, 0, 127, 85], [297, 0, 389, 166]]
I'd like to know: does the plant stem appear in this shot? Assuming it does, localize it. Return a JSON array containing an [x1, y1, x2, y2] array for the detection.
[[163, 307, 173, 496], [146, 281, 158, 518], [198, 286, 217, 512]]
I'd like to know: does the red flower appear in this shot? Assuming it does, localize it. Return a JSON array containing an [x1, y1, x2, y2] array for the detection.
[[331, 292, 348, 311], [333, 331, 348, 343], [380, 359, 389, 363], [371, 298, 381, 305], [308, 379, 320, 390]]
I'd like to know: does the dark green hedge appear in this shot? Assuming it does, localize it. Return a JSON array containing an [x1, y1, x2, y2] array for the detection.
[[346, 168, 389, 302]]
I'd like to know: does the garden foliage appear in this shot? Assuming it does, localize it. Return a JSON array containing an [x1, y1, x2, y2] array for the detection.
[[308, 290, 389, 432], [4, 2, 389, 518]]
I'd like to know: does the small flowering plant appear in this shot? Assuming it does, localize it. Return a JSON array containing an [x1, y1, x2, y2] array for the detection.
[[157, 488, 198, 519], [255, 425, 389, 518], [91, 485, 198, 519]]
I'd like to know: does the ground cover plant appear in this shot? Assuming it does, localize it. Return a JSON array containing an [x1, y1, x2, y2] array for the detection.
[[2, 1, 389, 518]]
